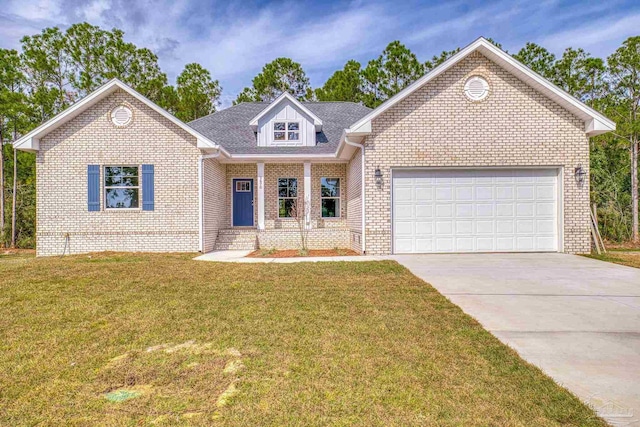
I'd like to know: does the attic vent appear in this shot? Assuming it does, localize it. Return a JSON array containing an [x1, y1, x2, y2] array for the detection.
[[111, 105, 133, 127], [464, 76, 489, 101]]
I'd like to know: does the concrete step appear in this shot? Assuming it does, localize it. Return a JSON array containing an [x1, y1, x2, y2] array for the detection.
[[214, 242, 257, 250], [214, 229, 257, 250], [216, 234, 258, 243], [218, 228, 258, 235]]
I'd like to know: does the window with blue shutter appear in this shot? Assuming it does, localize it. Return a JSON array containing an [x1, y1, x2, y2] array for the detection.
[[87, 165, 100, 211], [142, 164, 154, 211]]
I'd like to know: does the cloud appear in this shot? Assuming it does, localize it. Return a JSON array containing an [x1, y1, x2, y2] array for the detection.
[[1, 0, 639, 106], [540, 12, 640, 57]]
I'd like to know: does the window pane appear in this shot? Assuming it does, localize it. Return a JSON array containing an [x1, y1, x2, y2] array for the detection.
[[279, 198, 295, 218], [321, 178, 340, 197], [121, 167, 138, 177], [106, 188, 139, 209], [288, 122, 299, 130], [322, 199, 339, 218], [288, 132, 299, 141], [274, 132, 285, 140], [288, 178, 297, 197], [278, 188, 288, 197], [105, 166, 138, 187], [274, 122, 285, 130]]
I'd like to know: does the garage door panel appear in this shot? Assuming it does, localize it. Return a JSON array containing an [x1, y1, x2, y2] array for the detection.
[[456, 220, 473, 233], [393, 169, 558, 253], [456, 186, 473, 200], [456, 237, 474, 251], [415, 221, 433, 235], [415, 187, 433, 200], [394, 187, 413, 201], [496, 204, 514, 216], [415, 239, 433, 252], [395, 221, 414, 236], [415, 205, 433, 218]]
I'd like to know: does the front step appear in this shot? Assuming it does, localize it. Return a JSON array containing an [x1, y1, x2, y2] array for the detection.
[[214, 229, 257, 250]]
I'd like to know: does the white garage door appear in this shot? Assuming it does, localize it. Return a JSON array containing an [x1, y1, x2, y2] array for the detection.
[[393, 169, 559, 253]]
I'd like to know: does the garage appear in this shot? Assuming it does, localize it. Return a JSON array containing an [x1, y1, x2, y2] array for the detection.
[[392, 169, 560, 253]]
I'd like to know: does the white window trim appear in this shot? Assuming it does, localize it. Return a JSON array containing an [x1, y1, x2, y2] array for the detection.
[[278, 177, 298, 218], [273, 121, 300, 144], [104, 165, 141, 211], [321, 177, 341, 219]]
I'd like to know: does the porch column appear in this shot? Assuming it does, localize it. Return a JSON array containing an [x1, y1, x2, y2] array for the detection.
[[304, 161, 311, 229], [257, 162, 265, 230]]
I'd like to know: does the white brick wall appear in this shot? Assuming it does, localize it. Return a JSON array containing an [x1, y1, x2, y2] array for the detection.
[[346, 150, 363, 252], [363, 52, 591, 255], [202, 158, 226, 253], [36, 90, 201, 256]]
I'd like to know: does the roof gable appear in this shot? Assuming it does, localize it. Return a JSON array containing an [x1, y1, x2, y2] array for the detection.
[[249, 92, 323, 132], [347, 37, 615, 137], [13, 79, 222, 152]]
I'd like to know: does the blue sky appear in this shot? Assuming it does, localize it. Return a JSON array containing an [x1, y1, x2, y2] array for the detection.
[[1, 0, 639, 106]]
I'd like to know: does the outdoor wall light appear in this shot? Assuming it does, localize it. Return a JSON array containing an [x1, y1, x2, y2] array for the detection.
[[375, 168, 383, 186], [574, 165, 587, 184]]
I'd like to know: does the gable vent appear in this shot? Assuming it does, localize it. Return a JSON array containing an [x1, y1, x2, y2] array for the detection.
[[464, 76, 489, 101], [111, 105, 133, 127]]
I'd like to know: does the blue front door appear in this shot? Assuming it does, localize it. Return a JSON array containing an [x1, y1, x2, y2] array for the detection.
[[233, 179, 254, 226]]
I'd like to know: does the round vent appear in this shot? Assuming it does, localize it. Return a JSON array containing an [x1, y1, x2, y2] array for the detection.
[[111, 105, 133, 127], [464, 76, 489, 101]]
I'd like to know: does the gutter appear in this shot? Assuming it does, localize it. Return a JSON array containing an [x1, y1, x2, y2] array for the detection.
[[198, 150, 222, 253], [344, 134, 366, 254]]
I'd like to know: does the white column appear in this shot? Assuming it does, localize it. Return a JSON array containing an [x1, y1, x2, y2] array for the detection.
[[304, 161, 311, 229], [257, 162, 265, 230]]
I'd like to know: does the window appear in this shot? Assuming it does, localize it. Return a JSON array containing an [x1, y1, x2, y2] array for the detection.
[[273, 122, 300, 142], [235, 181, 251, 192], [278, 178, 297, 217], [321, 178, 340, 218], [105, 166, 140, 209]]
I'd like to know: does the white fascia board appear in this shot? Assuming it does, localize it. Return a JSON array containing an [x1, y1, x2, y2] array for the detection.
[[13, 78, 222, 152], [248, 92, 323, 131], [586, 117, 616, 136], [347, 37, 615, 136]]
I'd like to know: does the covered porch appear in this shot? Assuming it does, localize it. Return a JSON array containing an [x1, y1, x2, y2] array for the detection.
[[202, 159, 362, 253]]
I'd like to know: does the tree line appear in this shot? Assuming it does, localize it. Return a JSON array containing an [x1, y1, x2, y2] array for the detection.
[[1, 23, 639, 248]]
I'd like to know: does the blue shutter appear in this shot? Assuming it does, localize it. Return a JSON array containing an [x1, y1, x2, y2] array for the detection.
[[142, 164, 154, 211], [87, 165, 100, 211]]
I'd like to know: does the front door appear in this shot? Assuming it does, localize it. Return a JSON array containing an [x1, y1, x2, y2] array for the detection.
[[233, 179, 254, 226]]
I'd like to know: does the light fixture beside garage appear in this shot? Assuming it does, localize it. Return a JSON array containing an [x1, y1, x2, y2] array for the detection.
[[375, 168, 383, 186], [574, 165, 587, 184], [464, 76, 490, 101]]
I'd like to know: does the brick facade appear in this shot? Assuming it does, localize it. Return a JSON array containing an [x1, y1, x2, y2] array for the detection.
[[363, 52, 591, 255], [36, 90, 201, 256], [202, 158, 226, 253], [346, 151, 363, 252], [35, 51, 592, 257]]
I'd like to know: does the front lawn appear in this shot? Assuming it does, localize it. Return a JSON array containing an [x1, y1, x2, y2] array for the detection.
[[586, 250, 640, 269], [0, 253, 604, 426]]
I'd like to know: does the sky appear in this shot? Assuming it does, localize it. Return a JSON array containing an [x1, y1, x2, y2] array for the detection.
[[1, 0, 639, 107]]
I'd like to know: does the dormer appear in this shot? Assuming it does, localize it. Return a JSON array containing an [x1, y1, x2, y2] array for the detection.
[[250, 92, 322, 147]]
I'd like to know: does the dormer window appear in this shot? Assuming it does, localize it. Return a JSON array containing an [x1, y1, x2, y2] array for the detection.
[[274, 122, 299, 142]]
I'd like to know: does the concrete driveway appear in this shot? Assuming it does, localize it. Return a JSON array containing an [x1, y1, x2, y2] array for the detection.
[[392, 253, 640, 425]]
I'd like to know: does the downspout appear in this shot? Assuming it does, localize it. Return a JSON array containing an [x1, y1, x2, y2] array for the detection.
[[344, 135, 366, 254], [199, 150, 221, 253]]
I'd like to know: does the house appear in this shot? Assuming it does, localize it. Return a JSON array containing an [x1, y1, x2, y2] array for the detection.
[[13, 37, 615, 257]]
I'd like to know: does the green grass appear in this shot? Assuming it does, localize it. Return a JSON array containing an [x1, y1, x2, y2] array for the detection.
[[0, 252, 605, 426], [586, 249, 640, 269]]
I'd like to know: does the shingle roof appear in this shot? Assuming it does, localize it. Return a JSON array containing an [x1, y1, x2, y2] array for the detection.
[[188, 102, 371, 155]]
